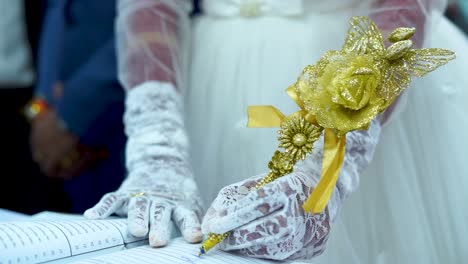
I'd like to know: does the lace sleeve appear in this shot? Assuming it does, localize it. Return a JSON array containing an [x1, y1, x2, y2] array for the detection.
[[124, 81, 190, 175], [116, 0, 193, 173], [336, 120, 382, 203], [116, 0, 191, 91]]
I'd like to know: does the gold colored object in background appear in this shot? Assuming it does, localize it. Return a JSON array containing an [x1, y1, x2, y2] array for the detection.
[[199, 16, 454, 256], [131, 192, 146, 197], [24, 98, 49, 121]]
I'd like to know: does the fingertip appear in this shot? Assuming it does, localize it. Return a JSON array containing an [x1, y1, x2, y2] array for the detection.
[[148, 227, 171, 247], [149, 235, 169, 248], [128, 222, 149, 237], [182, 227, 203, 243], [83, 209, 100, 219]]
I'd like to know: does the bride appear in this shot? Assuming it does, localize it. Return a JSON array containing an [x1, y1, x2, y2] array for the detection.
[[85, 0, 467, 263]]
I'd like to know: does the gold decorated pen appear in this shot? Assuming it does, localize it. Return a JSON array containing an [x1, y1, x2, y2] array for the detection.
[[198, 16, 454, 256], [199, 168, 301, 256], [198, 165, 303, 256]]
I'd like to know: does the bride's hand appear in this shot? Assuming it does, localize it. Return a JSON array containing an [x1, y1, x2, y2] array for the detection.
[[202, 111, 381, 261], [86, 0, 201, 248], [84, 160, 204, 247], [84, 82, 203, 247], [201, 172, 331, 260]]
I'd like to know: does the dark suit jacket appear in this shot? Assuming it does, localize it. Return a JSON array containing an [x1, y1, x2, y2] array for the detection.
[[35, 0, 126, 213]]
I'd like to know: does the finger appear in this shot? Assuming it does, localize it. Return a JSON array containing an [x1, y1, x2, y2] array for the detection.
[[84, 193, 125, 219], [219, 212, 292, 251], [217, 176, 264, 200], [127, 196, 150, 237], [210, 174, 266, 208], [173, 206, 202, 243], [148, 201, 173, 247], [202, 175, 266, 233], [205, 185, 284, 234]]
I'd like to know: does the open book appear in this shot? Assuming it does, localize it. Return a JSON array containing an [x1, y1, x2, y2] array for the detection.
[[0, 219, 272, 264]]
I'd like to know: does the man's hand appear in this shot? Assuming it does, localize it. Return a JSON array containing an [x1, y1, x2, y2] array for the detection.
[[30, 109, 78, 178]]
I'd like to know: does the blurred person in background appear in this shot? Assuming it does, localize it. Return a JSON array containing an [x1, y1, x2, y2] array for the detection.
[[30, 0, 126, 213], [0, 0, 51, 214]]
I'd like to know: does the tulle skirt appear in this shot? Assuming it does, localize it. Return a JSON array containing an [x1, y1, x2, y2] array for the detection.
[[186, 10, 468, 264]]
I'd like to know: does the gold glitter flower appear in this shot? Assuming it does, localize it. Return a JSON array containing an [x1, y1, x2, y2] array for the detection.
[[278, 115, 323, 162], [297, 53, 385, 134], [295, 16, 455, 134], [268, 151, 294, 176]]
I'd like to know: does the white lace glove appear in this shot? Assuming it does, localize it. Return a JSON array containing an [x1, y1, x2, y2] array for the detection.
[[202, 120, 381, 261], [85, 0, 199, 247], [85, 82, 203, 247]]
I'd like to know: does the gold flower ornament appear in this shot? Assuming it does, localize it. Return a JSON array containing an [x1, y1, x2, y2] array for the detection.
[[296, 17, 455, 135], [200, 16, 455, 257], [247, 16, 455, 214]]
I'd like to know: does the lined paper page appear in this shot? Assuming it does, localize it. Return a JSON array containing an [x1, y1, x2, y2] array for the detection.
[[72, 237, 272, 264], [105, 219, 146, 245], [0, 221, 71, 263], [0, 219, 146, 264]]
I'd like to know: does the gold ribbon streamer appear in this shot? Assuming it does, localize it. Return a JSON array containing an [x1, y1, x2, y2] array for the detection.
[[247, 87, 348, 214], [302, 129, 346, 213], [247, 105, 285, 127]]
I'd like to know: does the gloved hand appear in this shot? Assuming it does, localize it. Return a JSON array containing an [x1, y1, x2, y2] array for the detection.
[[84, 82, 203, 247], [202, 120, 381, 261], [202, 171, 331, 261]]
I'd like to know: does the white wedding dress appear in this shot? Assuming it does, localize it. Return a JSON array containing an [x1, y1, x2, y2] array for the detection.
[[186, 0, 468, 263]]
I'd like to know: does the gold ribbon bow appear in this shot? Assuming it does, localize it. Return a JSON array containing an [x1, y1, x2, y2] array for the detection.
[[247, 86, 346, 213]]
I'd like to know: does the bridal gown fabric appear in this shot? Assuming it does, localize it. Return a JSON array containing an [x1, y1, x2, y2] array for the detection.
[[186, 0, 468, 263]]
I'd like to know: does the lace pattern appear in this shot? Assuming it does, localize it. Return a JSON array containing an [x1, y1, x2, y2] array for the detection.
[[338, 119, 381, 203], [84, 82, 203, 247], [124, 81, 189, 168]]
